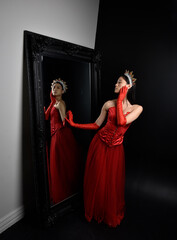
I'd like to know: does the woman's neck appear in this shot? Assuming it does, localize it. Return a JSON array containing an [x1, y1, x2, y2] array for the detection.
[[122, 97, 131, 108], [55, 96, 62, 101], [122, 96, 128, 104]]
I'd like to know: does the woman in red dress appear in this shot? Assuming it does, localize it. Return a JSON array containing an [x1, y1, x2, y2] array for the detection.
[[66, 70, 143, 227], [44, 78, 82, 205]]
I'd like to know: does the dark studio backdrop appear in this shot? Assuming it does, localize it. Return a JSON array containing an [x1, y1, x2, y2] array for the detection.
[[95, 0, 177, 237]]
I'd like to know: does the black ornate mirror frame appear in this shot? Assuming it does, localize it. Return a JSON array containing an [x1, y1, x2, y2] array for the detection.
[[24, 31, 101, 226]]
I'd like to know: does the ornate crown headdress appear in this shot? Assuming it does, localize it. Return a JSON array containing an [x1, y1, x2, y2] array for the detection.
[[124, 70, 136, 87], [51, 78, 68, 93]]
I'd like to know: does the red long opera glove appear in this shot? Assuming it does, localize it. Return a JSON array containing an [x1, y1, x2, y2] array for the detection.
[[65, 110, 99, 130], [44, 91, 56, 120], [117, 86, 128, 126]]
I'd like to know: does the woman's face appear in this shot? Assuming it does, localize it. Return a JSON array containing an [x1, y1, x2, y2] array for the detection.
[[52, 83, 64, 96], [114, 77, 130, 93]]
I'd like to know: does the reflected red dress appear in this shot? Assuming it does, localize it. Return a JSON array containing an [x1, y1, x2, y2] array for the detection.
[[48, 106, 82, 204], [84, 106, 131, 227]]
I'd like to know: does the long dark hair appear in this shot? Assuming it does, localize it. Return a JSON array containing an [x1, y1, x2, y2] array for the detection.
[[121, 75, 136, 104]]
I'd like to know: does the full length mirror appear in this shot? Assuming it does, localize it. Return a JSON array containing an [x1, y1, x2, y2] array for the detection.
[[24, 31, 100, 225]]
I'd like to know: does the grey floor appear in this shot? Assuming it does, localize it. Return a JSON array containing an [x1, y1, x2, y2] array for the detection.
[[1, 195, 177, 240]]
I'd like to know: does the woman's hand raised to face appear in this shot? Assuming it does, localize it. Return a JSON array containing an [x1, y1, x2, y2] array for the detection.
[[118, 86, 128, 102], [50, 90, 56, 104]]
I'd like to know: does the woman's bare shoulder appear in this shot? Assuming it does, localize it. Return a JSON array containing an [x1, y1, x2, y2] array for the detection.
[[59, 99, 66, 108], [131, 104, 143, 114], [60, 99, 65, 104], [103, 100, 116, 110]]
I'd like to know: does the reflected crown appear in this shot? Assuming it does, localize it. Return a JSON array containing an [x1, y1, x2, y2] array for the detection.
[[51, 78, 68, 93]]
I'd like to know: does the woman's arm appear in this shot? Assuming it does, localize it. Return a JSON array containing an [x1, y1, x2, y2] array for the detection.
[[116, 86, 143, 125], [44, 91, 56, 120], [95, 101, 111, 126], [65, 101, 110, 130], [54, 100, 66, 122], [125, 105, 143, 125]]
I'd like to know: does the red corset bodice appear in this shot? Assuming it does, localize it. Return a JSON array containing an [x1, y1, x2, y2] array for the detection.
[[50, 106, 64, 136], [98, 107, 131, 147]]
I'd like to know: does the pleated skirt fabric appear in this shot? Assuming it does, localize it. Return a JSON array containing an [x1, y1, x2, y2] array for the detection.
[[84, 133, 125, 227]]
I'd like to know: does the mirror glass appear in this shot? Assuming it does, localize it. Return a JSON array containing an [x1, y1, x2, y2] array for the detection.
[[42, 55, 91, 206]]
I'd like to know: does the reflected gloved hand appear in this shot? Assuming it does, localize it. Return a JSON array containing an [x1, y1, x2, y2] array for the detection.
[[50, 91, 56, 103], [44, 91, 56, 120]]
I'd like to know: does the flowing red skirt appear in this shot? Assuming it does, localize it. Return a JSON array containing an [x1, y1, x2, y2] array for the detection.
[[84, 134, 125, 227], [49, 126, 82, 204]]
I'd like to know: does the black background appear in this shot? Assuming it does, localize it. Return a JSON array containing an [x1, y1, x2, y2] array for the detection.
[[95, 0, 177, 238]]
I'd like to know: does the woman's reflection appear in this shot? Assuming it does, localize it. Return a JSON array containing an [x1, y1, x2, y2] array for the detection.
[[44, 78, 82, 205]]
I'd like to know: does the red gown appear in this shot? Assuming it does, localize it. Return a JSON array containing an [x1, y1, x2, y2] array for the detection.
[[84, 106, 131, 227], [48, 106, 82, 205]]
